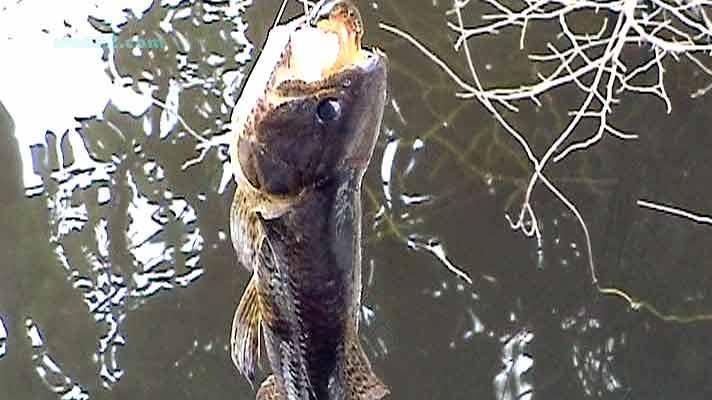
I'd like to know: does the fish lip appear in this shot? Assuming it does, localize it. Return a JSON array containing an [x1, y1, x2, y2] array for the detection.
[[293, 47, 385, 87], [307, 0, 360, 28], [358, 48, 386, 72]]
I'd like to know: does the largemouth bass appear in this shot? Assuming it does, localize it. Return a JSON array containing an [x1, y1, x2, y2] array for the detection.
[[228, 1, 388, 399]]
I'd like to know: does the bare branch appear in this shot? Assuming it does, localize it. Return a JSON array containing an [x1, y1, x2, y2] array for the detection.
[[383, 0, 712, 301], [637, 199, 712, 225]]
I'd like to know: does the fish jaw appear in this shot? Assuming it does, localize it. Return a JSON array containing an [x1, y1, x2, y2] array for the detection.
[[337, 49, 387, 174], [233, 47, 387, 199], [228, 1, 389, 399], [230, 0, 387, 199], [308, 0, 365, 76]]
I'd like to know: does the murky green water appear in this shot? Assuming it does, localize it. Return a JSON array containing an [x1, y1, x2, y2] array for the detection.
[[1, 1, 711, 399]]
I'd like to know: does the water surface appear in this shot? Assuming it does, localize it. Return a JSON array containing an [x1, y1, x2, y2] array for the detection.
[[0, 1, 711, 399]]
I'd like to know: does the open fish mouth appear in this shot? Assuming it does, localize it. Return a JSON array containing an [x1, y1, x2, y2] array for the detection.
[[230, 0, 384, 160], [273, 0, 376, 85], [229, 3, 389, 393], [230, 0, 388, 195]]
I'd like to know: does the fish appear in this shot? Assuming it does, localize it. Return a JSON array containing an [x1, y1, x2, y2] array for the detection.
[[227, 1, 389, 399]]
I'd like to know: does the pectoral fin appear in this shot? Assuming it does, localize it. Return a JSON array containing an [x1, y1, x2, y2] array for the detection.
[[342, 339, 389, 400], [231, 274, 262, 386]]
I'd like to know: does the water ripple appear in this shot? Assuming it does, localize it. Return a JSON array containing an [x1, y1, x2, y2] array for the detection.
[[0, 315, 7, 359], [25, 319, 89, 400]]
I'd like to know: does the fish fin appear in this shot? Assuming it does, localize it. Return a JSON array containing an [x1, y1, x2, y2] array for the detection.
[[230, 274, 262, 386], [341, 337, 389, 400], [257, 375, 283, 400], [230, 189, 260, 272]]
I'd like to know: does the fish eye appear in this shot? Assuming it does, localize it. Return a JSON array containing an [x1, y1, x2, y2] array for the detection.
[[316, 98, 341, 122]]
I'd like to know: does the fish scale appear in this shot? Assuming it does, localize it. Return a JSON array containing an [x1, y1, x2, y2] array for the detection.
[[228, 1, 389, 399]]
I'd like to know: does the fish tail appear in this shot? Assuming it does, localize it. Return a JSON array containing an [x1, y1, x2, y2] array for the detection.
[[231, 274, 262, 386], [335, 333, 389, 400]]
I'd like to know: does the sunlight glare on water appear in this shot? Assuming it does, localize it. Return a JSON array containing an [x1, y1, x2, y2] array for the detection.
[[1, 0, 711, 399], [0, 0, 162, 191], [1, 0, 253, 397], [0, 315, 7, 359], [25, 319, 90, 399]]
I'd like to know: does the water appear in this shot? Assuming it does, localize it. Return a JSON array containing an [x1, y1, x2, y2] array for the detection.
[[1, 1, 711, 399]]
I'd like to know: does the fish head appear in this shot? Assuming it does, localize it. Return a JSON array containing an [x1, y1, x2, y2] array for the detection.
[[232, 0, 387, 198]]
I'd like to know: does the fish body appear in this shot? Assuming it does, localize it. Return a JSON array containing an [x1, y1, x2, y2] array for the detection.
[[228, 1, 388, 399]]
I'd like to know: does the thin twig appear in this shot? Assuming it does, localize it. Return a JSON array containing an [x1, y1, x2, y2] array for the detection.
[[383, 0, 712, 322], [637, 199, 712, 225]]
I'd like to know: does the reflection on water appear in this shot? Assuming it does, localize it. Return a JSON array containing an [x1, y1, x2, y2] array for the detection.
[[374, 129, 472, 283], [0, 315, 6, 359], [1, 0, 711, 399], [553, 304, 627, 397], [494, 329, 533, 400], [2, 0, 252, 397], [26, 319, 89, 400], [38, 126, 205, 388]]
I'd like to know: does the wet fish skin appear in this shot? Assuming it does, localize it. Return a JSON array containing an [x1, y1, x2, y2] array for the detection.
[[237, 57, 387, 197], [229, 1, 389, 399]]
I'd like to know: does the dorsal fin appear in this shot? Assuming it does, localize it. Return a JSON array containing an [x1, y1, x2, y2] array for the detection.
[[231, 274, 262, 386]]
